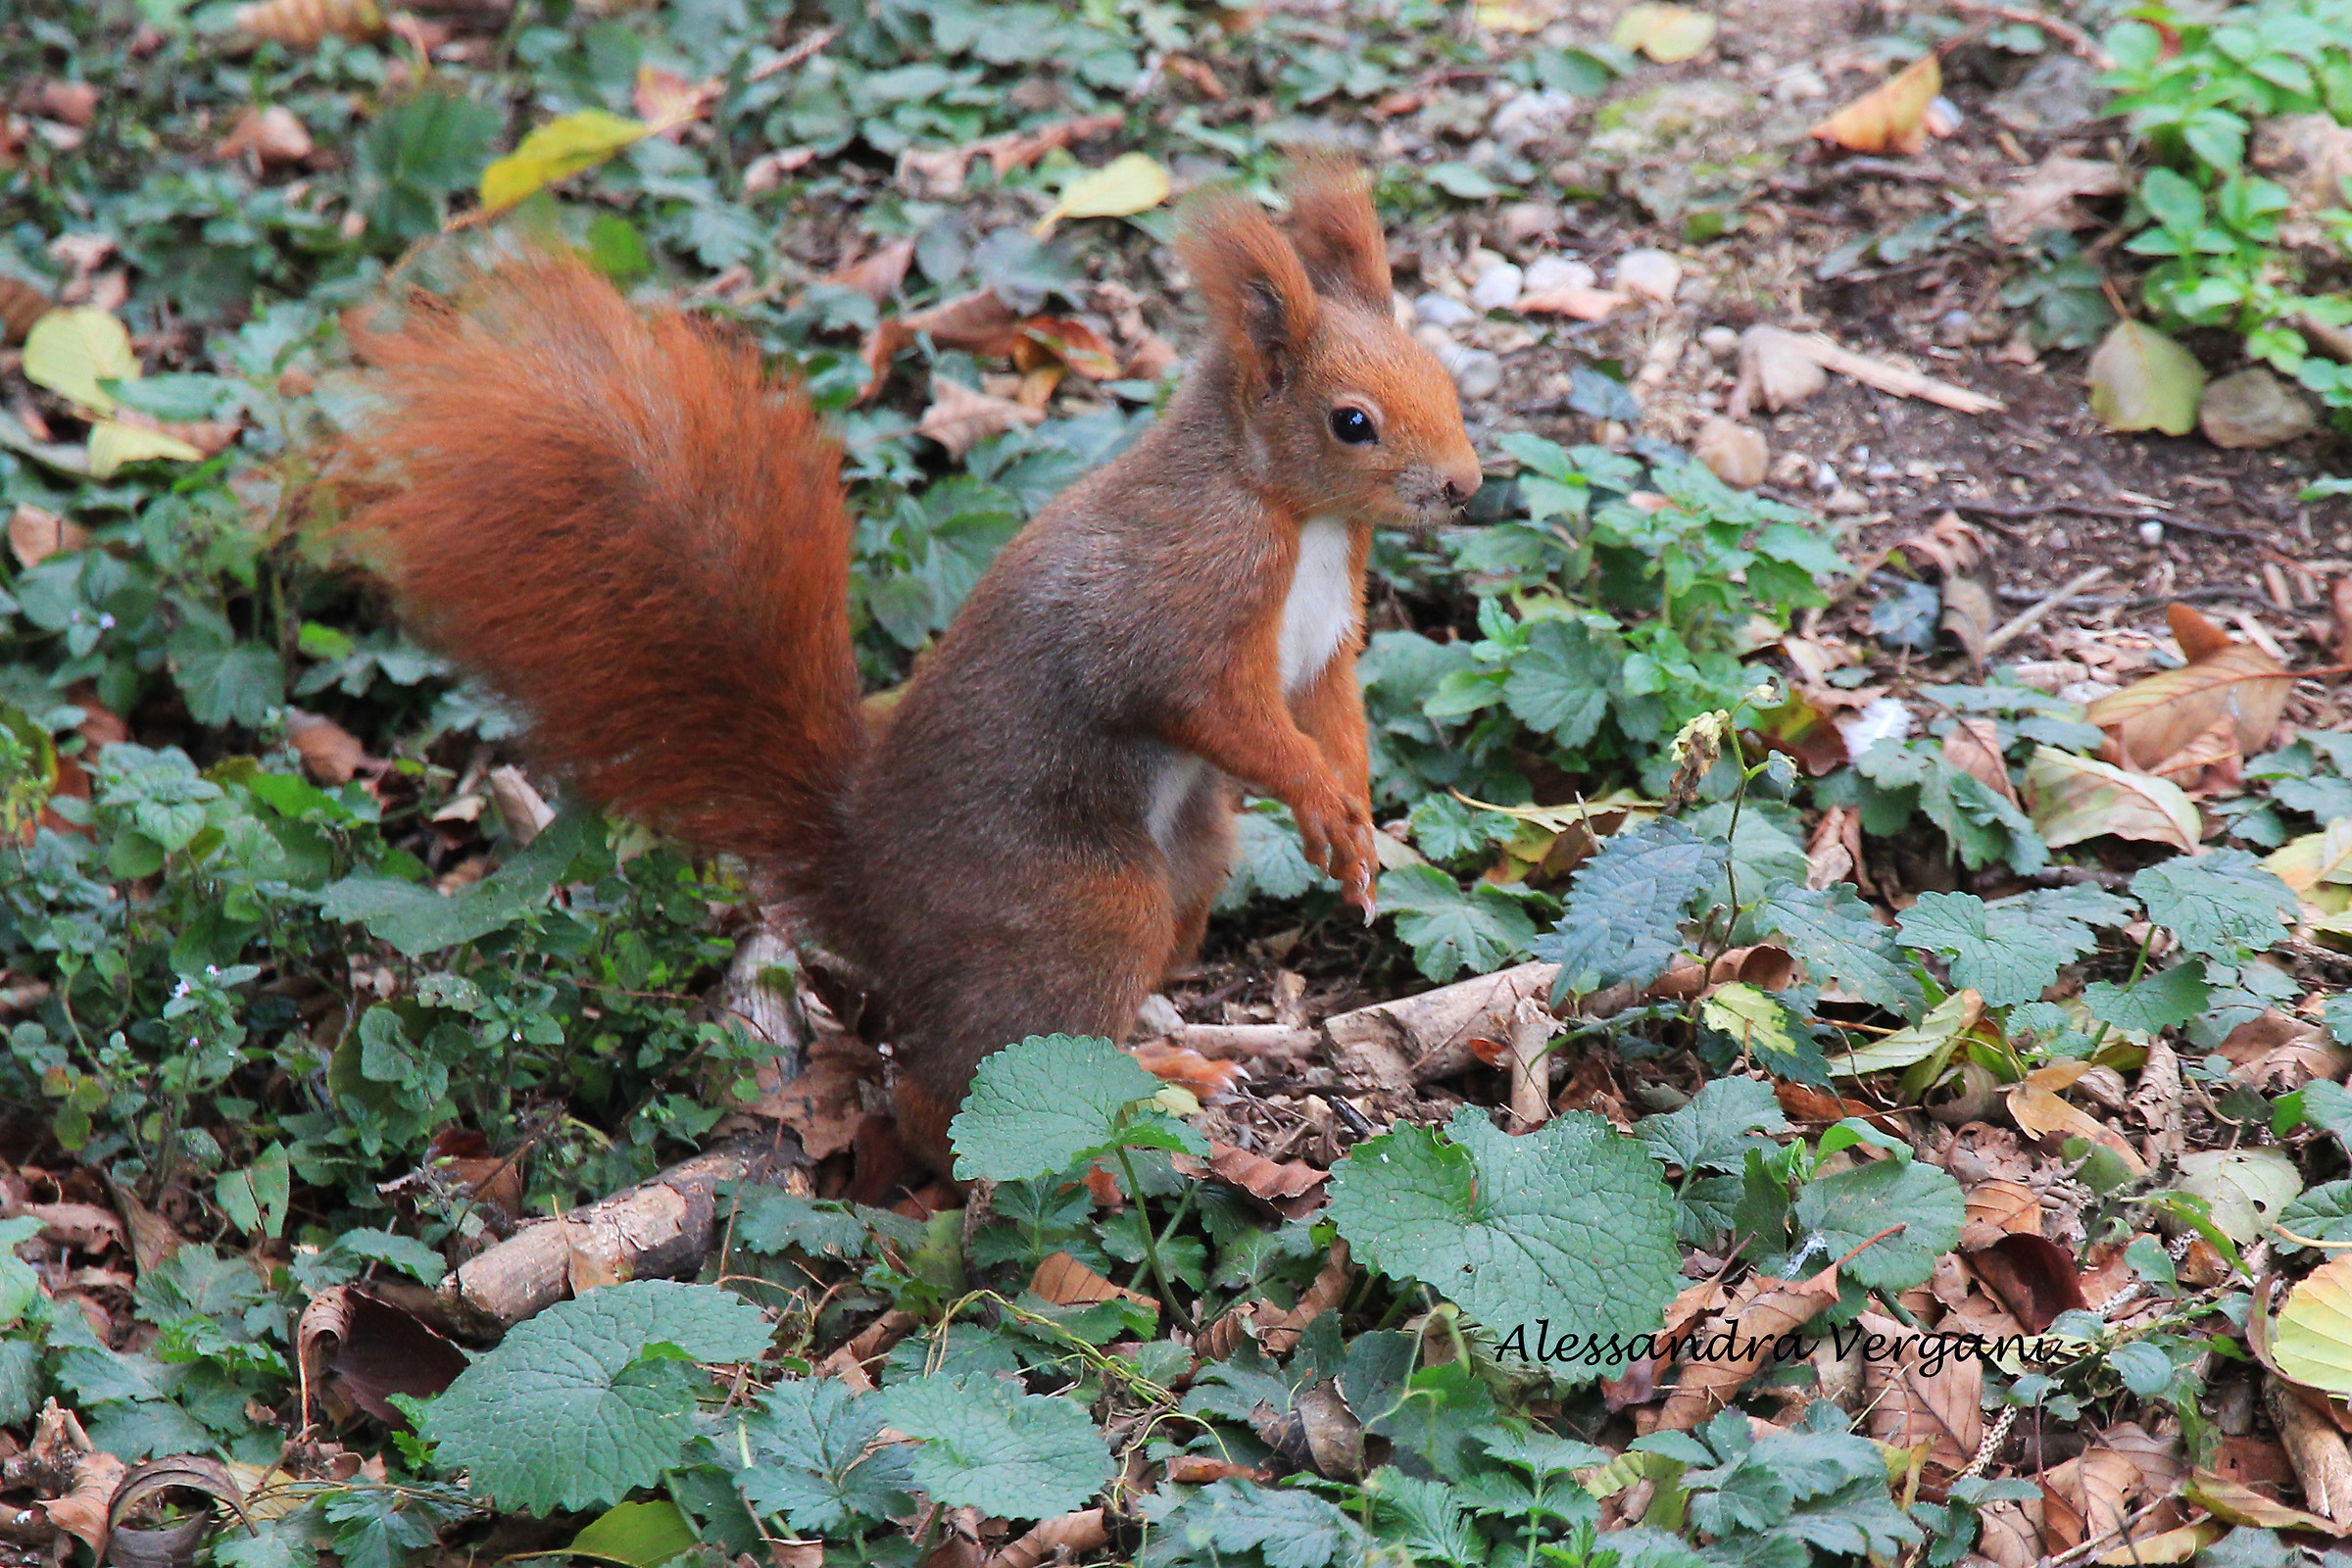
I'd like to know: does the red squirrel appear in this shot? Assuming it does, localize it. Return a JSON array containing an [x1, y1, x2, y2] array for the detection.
[[337, 159, 1481, 1169]]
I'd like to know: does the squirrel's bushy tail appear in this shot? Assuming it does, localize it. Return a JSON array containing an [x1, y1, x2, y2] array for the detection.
[[338, 252, 866, 880]]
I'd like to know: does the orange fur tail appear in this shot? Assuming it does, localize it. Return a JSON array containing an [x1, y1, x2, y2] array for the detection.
[[336, 253, 866, 881]]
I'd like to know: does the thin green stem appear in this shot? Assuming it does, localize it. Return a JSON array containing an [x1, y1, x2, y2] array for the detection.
[[2079, 923, 2157, 1059], [1111, 1143, 1192, 1332]]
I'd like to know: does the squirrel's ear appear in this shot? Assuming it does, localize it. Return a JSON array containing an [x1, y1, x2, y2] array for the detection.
[[1177, 192, 1321, 396], [1279, 155, 1392, 310]]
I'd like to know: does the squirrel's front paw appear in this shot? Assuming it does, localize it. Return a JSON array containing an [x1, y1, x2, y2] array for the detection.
[[1298, 795, 1378, 918]]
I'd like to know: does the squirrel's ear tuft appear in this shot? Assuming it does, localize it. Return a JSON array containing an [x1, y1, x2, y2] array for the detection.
[[1177, 190, 1321, 396], [1279, 155, 1392, 310]]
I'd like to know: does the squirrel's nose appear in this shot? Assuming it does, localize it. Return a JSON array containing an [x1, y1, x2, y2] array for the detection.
[[1440, 457, 1484, 507]]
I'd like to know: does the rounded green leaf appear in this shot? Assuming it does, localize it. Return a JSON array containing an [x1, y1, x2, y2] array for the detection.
[[2086, 318, 2204, 435], [874, 1373, 1113, 1519]]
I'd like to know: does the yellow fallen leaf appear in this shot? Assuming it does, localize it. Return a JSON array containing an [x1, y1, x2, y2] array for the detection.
[[1476, 0, 1549, 33], [1810, 53, 1941, 156], [88, 420, 203, 478], [1033, 153, 1170, 236], [2022, 746, 2201, 854], [2276, 1252, 2352, 1396], [1610, 3, 1716, 63], [480, 110, 650, 214], [24, 307, 138, 414]]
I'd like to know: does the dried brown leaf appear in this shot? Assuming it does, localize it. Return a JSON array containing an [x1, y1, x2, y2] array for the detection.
[[1811, 54, 1942, 156], [1855, 1306, 1983, 1468], [2089, 605, 2295, 769]]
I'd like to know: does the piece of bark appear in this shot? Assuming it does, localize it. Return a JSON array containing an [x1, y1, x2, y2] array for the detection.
[[1506, 997, 1559, 1129], [720, 926, 809, 1082], [1322, 961, 1561, 1087], [1161, 1023, 1318, 1061], [436, 1132, 790, 1334]]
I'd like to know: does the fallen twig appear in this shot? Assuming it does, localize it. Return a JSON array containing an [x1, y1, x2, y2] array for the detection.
[[1984, 564, 2111, 654]]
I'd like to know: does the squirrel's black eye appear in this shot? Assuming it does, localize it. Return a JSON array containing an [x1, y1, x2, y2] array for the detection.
[[1330, 407, 1378, 445]]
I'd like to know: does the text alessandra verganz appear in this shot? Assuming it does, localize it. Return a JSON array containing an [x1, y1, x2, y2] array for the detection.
[[1497, 1321, 2068, 1376]]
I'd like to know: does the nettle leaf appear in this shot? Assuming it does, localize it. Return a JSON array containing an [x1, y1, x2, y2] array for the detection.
[[1897, 886, 2130, 1006], [949, 1034, 1201, 1183], [2132, 851, 2297, 958], [1139, 1479, 1363, 1568], [1377, 864, 1538, 982], [1790, 1156, 1962, 1291], [321, 806, 592, 956], [728, 1378, 913, 1533], [1532, 818, 1724, 998], [2083, 961, 2211, 1033], [421, 1281, 772, 1512], [1758, 883, 1923, 1014], [873, 1373, 1113, 1520], [1638, 1075, 1788, 1174], [1329, 1107, 1679, 1379]]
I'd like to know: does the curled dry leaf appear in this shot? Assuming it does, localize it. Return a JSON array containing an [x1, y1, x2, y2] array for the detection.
[[858, 288, 1024, 401], [1033, 153, 1171, 237], [1655, 1264, 1841, 1431], [1013, 318, 1123, 381], [631, 66, 719, 136], [1206, 1141, 1327, 1207], [9, 503, 89, 566], [231, 0, 384, 46], [1130, 1041, 1245, 1096], [1811, 54, 1942, 156], [0, 274, 52, 344], [988, 1509, 1109, 1568], [916, 376, 1045, 458], [2007, 1072, 2147, 1175], [1030, 1250, 1156, 1312], [298, 1286, 468, 1427], [1988, 155, 2127, 246], [218, 106, 313, 168], [1966, 1232, 2087, 1333], [2269, 1378, 2352, 1526], [1854, 1306, 1982, 1469], [108, 1455, 256, 1568], [2183, 1470, 2346, 1534], [825, 237, 917, 307], [25, 1200, 125, 1253], [2043, 1448, 2150, 1551], [284, 710, 372, 786], [1163, 1456, 1261, 1484], [2088, 605, 2293, 771], [1518, 285, 1629, 320], [1960, 1178, 2042, 1241], [1252, 1240, 1351, 1356], [1941, 717, 2018, 805], [2218, 1009, 2346, 1089], [2023, 746, 2202, 854]]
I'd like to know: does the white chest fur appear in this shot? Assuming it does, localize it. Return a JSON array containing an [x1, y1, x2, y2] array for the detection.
[[1278, 515, 1357, 694]]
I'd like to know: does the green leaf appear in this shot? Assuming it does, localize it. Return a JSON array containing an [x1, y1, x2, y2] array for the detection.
[[1501, 618, 1615, 747], [2132, 851, 2297, 958], [2083, 961, 2210, 1033], [215, 1144, 291, 1240], [420, 1281, 772, 1512], [320, 804, 591, 956], [1377, 864, 1538, 982], [24, 308, 137, 414], [2278, 1178, 2352, 1251], [1329, 1107, 1680, 1379], [726, 1379, 913, 1534], [2180, 1148, 2302, 1244], [1757, 883, 1923, 1014], [873, 1373, 1113, 1520], [480, 110, 649, 212], [949, 1034, 1197, 1183], [569, 1501, 696, 1568], [170, 629, 286, 729], [1637, 1076, 1788, 1174], [1138, 1480, 1363, 1568], [1700, 984, 1805, 1073], [1829, 990, 1975, 1077], [1531, 818, 1723, 997], [326, 1229, 448, 1283], [1790, 1155, 1962, 1292], [0, 1217, 41, 1329], [2086, 318, 2204, 435], [1897, 886, 2129, 1006]]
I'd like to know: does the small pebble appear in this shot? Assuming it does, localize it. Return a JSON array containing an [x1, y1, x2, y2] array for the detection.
[[1612, 247, 1683, 305], [1522, 255, 1595, 295], [1936, 310, 1973, 347], [1823, 488, 1868, 514], [1814, 462, 1838, 493], [1866, 464, 1897, 482], [1694, 416, 1769, 488], [1469, 262, 1524, 313], [1415, 293, 1477, 328], [2136, 519, 2166, 546], [1699, 324, 1740, 358], [2046, 527, 2070, 550], [1461, 246, 1508, 282]]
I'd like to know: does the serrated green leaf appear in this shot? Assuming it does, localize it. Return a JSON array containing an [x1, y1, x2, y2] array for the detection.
[[1636, 1076, 1788, 1174], [1501, 617, 1615, 747], [949, 1034, 1196, 1182], [1329, 1107, 1679, 1379], [873, 1373, 1113, 1519], [1138, 1479, 1363, 1568], [1377, 864, 1538, 982], [320, 804, 590, 955], [2083, 961, 2210, 1033], [1531, 818, 1723, 997], [1757, 883, 1922, 1014], [1789, 1155, 1961, 1292], [1896, 886, 2129, 1006], [421, 1281, 772, 1512], [727, 1379, 913, 1533], [2132, 850, 2297, 958]]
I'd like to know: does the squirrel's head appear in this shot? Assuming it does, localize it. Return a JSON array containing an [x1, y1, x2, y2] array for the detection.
[[1177, 158, 1482, 532]]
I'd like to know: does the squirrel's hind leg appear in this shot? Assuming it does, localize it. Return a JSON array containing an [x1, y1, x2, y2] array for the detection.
[[1157, 774, 1240, 982]]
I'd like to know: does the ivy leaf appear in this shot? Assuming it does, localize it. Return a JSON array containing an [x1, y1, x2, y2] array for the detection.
[[1897, 886, 2129, 1006], [873, 1373, 1113, 1520], [1501, 617, 1615, 747], [728, 1379, 913, 1533], [2083, 961, 2211, 1033], [1531, 818, 1723, 998], [949, 1034, 1199, 1183], [1789, 1156, 1962, 1292], [1377, 865, 1538, 982], [1637, 1076, 1788, 1174], [1757, 883, 1923, 1014], [1328, 1107, 1680, 1380], [420, 1281, 772, 1512], [2132, 851, 2297, 958]]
